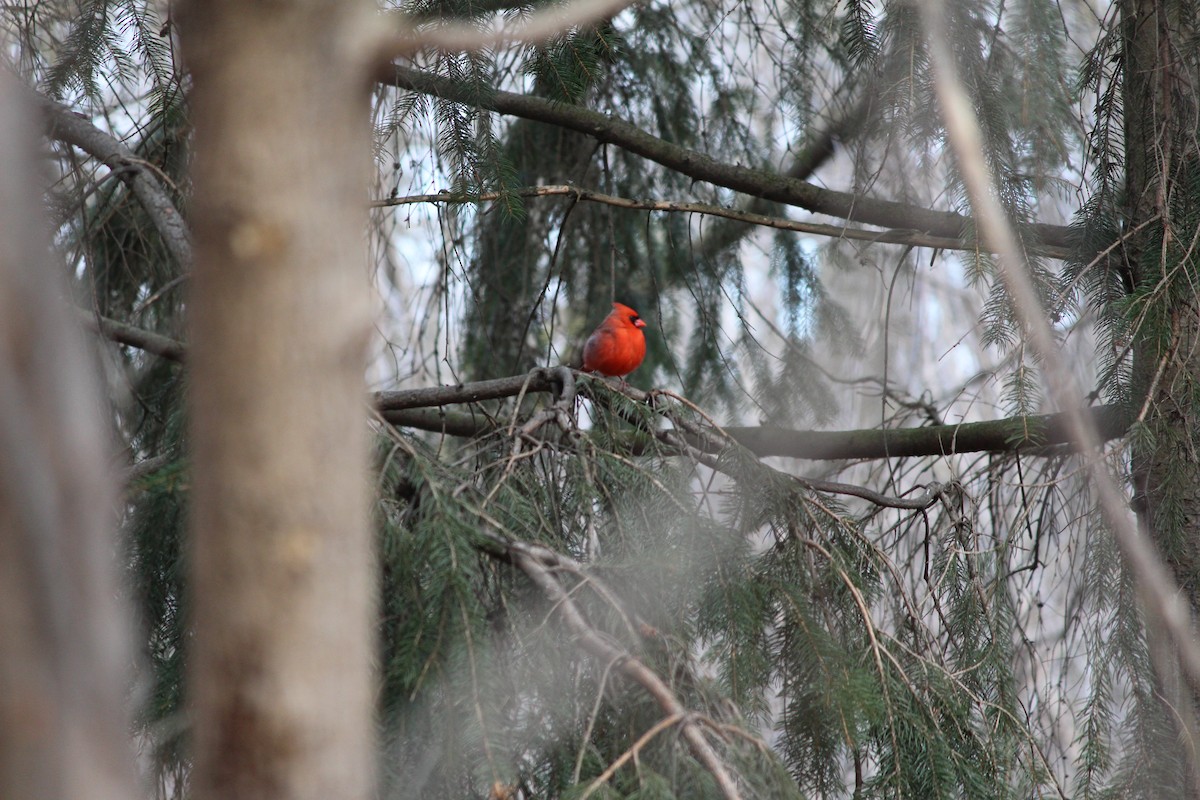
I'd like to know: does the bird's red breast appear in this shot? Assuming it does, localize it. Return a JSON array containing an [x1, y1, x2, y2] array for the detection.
[[582, 302, 647, 377]]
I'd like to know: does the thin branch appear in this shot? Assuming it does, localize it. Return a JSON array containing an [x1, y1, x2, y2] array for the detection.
[[578, 712, 685, 800], [374, 185, 1068, 257], [796, 476, 946, 509], [375, 0, 641, 58], [124, 452, 175, 485], [378, 64, 1074, 253], [38, 94, 193, 269], [692, 85, 875, 260]]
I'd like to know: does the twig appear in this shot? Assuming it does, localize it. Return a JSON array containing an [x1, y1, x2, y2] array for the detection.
[[572, 657, 622, 786], [505, 538, 644, 643], [578, 712, 685, 800], [796, 476, 945, 510], [123, 453, 175, 485], [375, 0, 641, 58]]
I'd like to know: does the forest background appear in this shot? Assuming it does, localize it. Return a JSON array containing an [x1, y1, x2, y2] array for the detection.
[[3, 0, 1200, 798]]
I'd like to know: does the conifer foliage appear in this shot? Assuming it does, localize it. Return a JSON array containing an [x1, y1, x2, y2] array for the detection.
[[10, 0, 1200, 797]]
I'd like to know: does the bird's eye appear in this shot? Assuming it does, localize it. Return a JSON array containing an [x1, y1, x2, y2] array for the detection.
[[630, 315, 640, 324]]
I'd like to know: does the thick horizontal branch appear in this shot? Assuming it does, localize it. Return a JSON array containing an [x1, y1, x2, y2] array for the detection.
[[78, 310, 187, 363], [376, 371, 558, 410], [378, 378, 1128, 459], [722, 405, 1130, 460], [87, 318, 1128, 461], [39, 95, 193, 269], [379, 407, 498, 438], [375, 185, 1054, 256], [380, 64, 1074, 255]]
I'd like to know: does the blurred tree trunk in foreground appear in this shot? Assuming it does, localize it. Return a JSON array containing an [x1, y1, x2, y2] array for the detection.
[[0, 70, 138, 800], [178, 3, 377, 799]]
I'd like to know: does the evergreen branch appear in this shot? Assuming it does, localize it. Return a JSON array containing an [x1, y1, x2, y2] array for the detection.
[[589, 388, 949, 508], [506, 540, 744, 800], [374, 185, 1069, 257], [785, 89, 872, 184], [124, 452, 174, 485], [919, 0, 1200, 746], [673, 437, 944, 508], [577, 712, 686, 800], [39, 94, 193, 269], [691, 87, 876, 262], [396, 0, 533, 22], [379, 64, 1075, 253]]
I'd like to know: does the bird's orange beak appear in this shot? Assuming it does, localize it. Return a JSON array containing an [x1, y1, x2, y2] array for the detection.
[[634, 318, 646, 329]]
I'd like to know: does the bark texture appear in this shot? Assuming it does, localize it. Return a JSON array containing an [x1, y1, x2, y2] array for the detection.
[[1123, 0, 1200, 612], [1123, 0, 1200, 794], [178, 3, 377, 799]]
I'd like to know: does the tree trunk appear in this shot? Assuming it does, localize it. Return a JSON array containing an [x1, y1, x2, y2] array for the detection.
[[0, 70, 138, 800], [1124, 0, 1200, 619], [178, 3, 377, 799], [1123, 0, 1200, 795]]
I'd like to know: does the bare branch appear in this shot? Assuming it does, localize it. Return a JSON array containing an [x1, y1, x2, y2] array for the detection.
[[375, 185, 1068, 257], [379, 64, 1075, 254], [377, 375, 1128, 458], [375, 0, 641, 58], [77, 308, 187, 362], [377, 369, 559, 410], [721, 405, 1130, 460], [796, 476, 946, 510], [577, 712, 685, 800]]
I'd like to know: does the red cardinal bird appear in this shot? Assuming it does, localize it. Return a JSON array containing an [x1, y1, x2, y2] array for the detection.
[[582, 302, 647, 377]]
